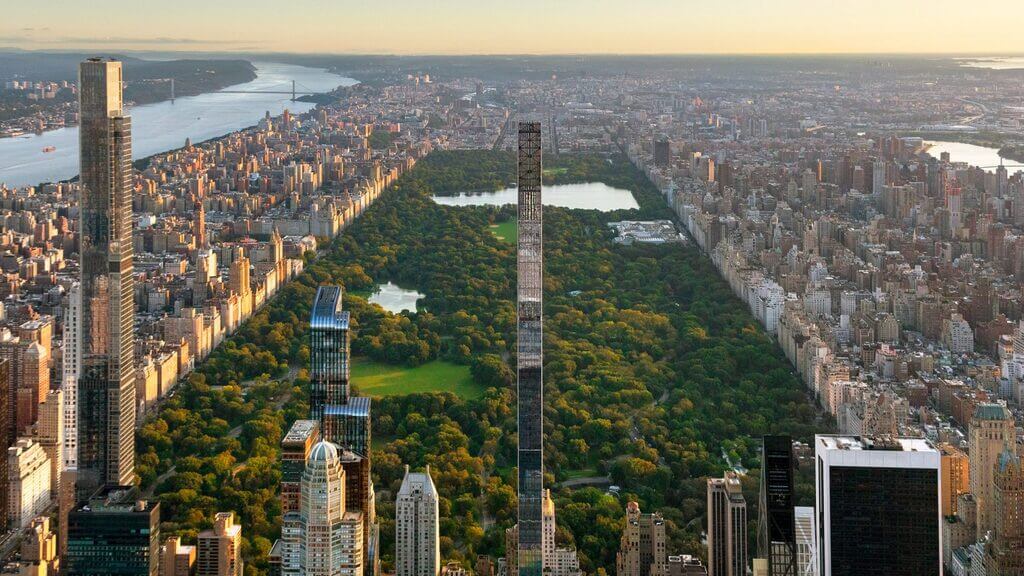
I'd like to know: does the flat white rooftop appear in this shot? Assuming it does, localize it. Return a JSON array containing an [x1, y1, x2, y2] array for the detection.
[[816, 435, 936, 453]]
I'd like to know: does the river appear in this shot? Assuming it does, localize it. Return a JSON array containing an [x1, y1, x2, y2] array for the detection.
[[924, 140, 1024, 175], [0, 62, 357, 188]]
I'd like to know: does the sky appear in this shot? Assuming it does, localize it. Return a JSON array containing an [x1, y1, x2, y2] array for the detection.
[[4, 0, 1024, 55]]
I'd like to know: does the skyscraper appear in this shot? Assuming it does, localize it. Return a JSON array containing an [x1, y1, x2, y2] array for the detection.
[[814, 435, 940, 576], [983, 450, 1024, 575], [707, 471, 747, 576], [516, 120, 544, 576], [66, 488, 160, 576], [77, 58, 136, 495], [309, 286, 350, 421], [792, 507, 816, 576], [395, 465, 440, 576], [62, 282, 80, 471], [197, 512, 243, 576], [0, 358, 9, 530], [968, 403, 1015, 539], [278, 441, 363, 576], [937, 442, 969, 517], [616, 501, 667, 576], [759, 436, 796, 576], [281, 419, 320, 515]]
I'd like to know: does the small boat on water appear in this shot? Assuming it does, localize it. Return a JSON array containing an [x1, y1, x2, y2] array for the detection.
[[42, 146, 56, 153]]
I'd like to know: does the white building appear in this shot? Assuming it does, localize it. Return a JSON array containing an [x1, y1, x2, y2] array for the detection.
[[8, 439, 51, 530], [943, 313, 974, 354], [395, 465, 440, 576], [814, 435, 940, 576], [62, 283, 80, 470], [794, 506, 817, 576]]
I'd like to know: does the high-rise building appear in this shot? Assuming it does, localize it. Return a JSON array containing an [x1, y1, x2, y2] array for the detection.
[[792, 507, 816, 576], [310, 287, 377, 575], [66, 488, 160, 576], [707, 471, 747, 576], [616, 501, 667, 576], [0, 358, 9, 530], [35, 390, 64, 497], [281, 420, 319, 515], [310, 286, 351, 420], [77, 58, 136, 495], [758, 436, 796, 576], [654, 139, 671, 168], [197, 512, 243, 576], [814, 435, 940, 576], [395, 465, 440, 576], [516, 120, 544, 576], [968, 403, 1015, 539], [278, 441, 363, 576], [982, 450, 1024, 574], [506, 491, 582, 576], [161, 536, 197, 576], [937, 442, 969, 517], [8, 438, 51, 530]]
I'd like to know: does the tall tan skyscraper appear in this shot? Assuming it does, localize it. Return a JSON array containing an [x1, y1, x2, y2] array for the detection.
[[983, 450, 1024, 574], [77, 58, 136, 495], [968, 403, 1015, 539], [197, 512, 243, 576], [707, 472, 747, 576], [616, 502, 667, 576]]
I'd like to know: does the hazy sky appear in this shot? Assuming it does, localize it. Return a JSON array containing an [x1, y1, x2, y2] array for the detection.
[[4, 0, 1024, 55]]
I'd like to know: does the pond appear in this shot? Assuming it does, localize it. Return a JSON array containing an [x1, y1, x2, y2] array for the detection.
[[431, 182, 639, 211], [368, 282, 424, 314]]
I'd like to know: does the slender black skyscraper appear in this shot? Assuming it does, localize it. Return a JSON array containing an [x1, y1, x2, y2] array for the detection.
[[309, 286, 351, 420], [516, 121, 544, 576], [758, 435, 796, 576], [77, 58, 136, 495]]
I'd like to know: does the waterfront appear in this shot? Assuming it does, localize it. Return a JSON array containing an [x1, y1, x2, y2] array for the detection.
[[924, 140, 1024, 175], [431, 182, 639, 211], [0, 62, 356, 187]]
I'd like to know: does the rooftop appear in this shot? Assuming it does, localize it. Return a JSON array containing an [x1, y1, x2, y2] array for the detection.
[[817, 435, 936, 453]]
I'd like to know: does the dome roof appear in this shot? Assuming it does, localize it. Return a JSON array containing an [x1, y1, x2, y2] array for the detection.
[[309, 440, 339, 463]]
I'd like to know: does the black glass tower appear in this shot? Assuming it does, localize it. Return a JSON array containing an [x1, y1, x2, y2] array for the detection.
[[66, 487, 160, 576], [759, 435, 796, 576], [77, 58, 136, 496], [516, 121, 544, 576], [309, 286, 351, 420]]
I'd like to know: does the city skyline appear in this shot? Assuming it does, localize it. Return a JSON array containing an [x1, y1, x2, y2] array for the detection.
[[5, 0, 1024, 55]]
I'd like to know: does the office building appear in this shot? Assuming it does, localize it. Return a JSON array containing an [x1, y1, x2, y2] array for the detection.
[[516, 120, 544, 576], [938, 442, 969, 517], [396, 465, 440, 576], [793, 507, 816, 576], [161, 536, 196, 576], [616, 501, 667, 576], [815, 435, 940, 576], [968, 403, 1015, 539], [197, 512, 243, 576], [66, 487, 159, 576], [707, 472, 747, 576], [8, 438, 50, 530], [982, 450, 1023, 575], [758, 436, 796, 576], [77, 58, 136, 494], [281, 420, 319, 514], [323, 397, 371, 457], [310, 286, 351, 420]]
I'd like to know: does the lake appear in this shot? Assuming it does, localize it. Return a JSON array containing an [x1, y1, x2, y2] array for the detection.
[[0, 62, 357, 188], [369, 282, 424, 314], [431, 182, 639, 211], [924, 141, 1024, 175]]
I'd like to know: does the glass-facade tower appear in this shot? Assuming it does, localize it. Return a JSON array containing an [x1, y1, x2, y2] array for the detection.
[[76, 58, 136, 495], [516, 121, 544, 576], [310, 286, 351, 420]]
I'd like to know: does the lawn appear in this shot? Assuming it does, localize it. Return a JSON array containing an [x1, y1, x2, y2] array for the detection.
[[490, 220, 516, 243], [350, 357, 484, 399]]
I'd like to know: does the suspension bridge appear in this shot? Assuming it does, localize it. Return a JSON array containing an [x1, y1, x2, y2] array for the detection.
[[126, 79, 328, 102]]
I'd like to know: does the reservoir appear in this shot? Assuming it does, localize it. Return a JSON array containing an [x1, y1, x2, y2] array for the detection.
[[432, 182, 640, 211], [924, 141, 1024, 175], [0, 62, 357, 188], [369, 282, 424, 314]]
